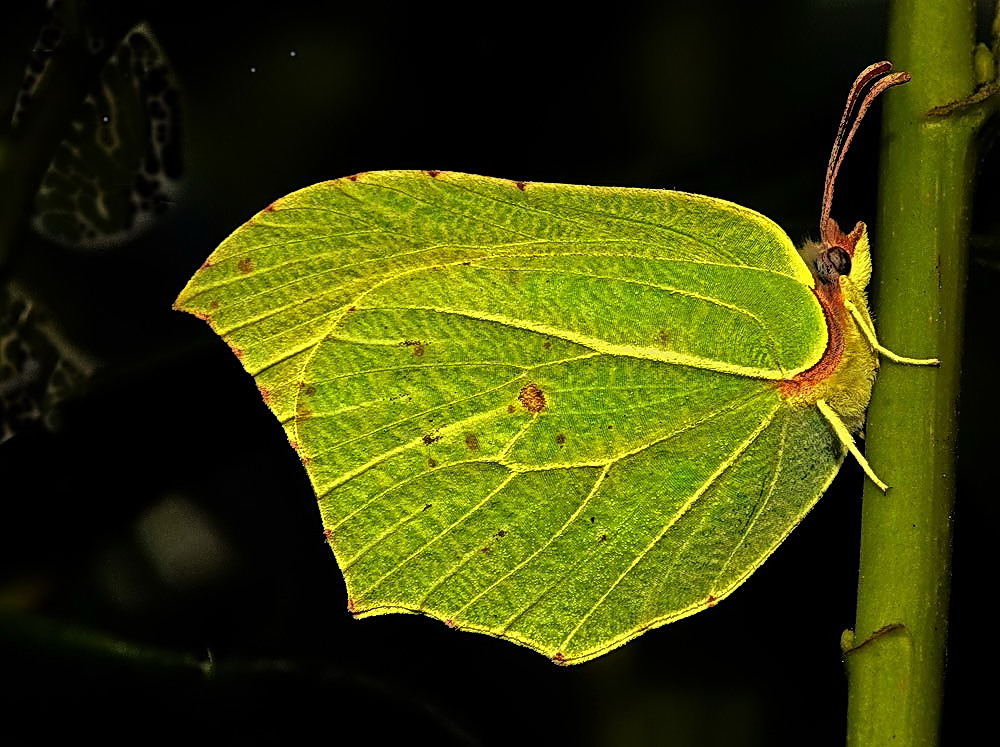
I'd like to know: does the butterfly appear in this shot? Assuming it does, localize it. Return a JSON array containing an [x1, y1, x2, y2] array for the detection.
[[175, 61, 936, 664]]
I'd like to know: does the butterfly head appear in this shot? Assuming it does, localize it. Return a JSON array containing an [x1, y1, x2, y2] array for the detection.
[[813, 61, 909, 293], [808, 219, 872, 292]]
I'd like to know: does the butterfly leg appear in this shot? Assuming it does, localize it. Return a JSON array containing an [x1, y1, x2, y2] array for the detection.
[[845, 300, 940, 366], [816, 399, 889, 492]]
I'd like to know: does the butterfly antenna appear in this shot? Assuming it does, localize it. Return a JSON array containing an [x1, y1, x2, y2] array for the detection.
[[820, 61, 911, 247]]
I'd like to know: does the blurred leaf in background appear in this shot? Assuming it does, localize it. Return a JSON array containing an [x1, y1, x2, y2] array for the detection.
[[12, 1, 182, 248]]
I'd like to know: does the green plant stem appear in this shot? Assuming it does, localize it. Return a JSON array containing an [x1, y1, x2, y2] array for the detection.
[[846, 1, 989, 744]]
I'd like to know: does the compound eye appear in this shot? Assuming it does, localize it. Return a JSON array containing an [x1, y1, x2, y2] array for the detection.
[[816, 245, 852, 284]]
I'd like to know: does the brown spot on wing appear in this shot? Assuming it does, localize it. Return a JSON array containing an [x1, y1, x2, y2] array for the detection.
[[347, 598, 357, 613], [402, 339, 425, 357], [209, 300, 220, 310], [425, 169, 441, 178], [258, 385, 271, 404], [555, 433, 566, 445], [465, 433, 480, 451], [518, 383, 547, 413], [513, 180, 528, 191], [237, 258, 254, 274], [422, 433, 441, 445]]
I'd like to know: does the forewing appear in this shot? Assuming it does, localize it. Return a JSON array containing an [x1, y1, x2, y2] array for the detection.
[[176, 171, 826, 439]]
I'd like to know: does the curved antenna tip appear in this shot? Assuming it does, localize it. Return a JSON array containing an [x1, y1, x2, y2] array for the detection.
[[820, 63, 911, 247]]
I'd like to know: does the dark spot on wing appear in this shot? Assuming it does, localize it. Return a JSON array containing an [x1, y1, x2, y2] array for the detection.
[[422, 433, 441, 445], [237, 258, 254, 274], [425, 170, 440, 178], [402, 339, 425, 357], [465, 433, 480, 451], [555, 433, 566, 446], [427, 457, 437, 468], [542, 340, 551, 349], [209, 300, 220, 309], [518, 383, 546, 413], [513, 180, 528, 191]]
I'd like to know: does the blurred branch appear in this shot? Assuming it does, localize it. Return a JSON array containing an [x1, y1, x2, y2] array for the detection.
[[0, 604, 479, 745]]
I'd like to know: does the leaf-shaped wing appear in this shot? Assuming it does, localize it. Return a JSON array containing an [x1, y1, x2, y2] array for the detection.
[[175, 171, 840, 662]]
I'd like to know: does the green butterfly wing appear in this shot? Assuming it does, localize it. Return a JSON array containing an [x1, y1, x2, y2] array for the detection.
[[175, 171, 845, 663]]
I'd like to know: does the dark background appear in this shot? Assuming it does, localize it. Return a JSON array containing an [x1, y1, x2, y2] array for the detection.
[[2, 1, 997, 745]]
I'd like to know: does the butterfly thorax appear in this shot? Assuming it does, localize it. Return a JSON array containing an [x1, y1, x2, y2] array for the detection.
[[777, 229, 879, 432]]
